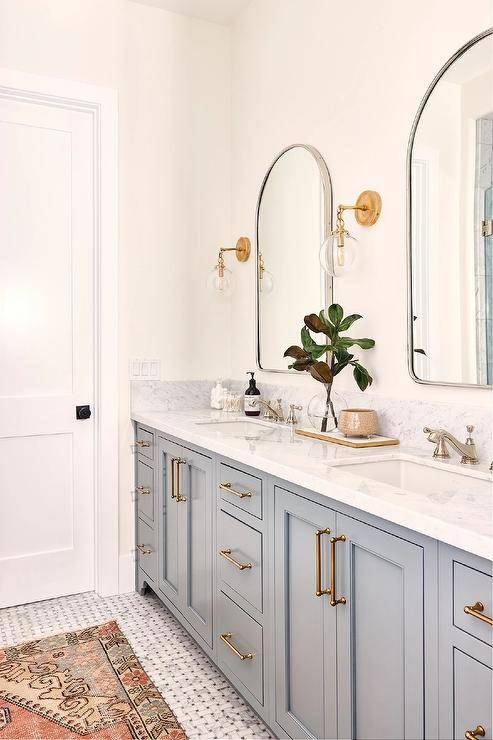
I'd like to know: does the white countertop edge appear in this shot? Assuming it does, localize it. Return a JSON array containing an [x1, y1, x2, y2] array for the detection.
[[132, 410, 493, 561]]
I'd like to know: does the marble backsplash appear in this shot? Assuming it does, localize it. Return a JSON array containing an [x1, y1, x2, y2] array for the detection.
[[131, 379, 493, 462]]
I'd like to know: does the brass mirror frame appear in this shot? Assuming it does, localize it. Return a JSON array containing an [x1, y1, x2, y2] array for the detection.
[[255, 144, 333, 373], [406, 27, 493, 389]]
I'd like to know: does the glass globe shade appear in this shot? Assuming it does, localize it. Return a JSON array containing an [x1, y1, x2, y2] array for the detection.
[[207, 266, 234, 297], [319, 232, 357, 277], [260, 269, 274, 294]]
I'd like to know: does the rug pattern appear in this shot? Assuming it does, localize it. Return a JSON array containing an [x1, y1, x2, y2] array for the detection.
[[0, 621, 186, 739]]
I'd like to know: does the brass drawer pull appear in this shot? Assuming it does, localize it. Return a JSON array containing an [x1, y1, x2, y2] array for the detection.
[[219, 549, 252, 571], [171, 457, 187, 502], [136, 439, 151, 448], [136, 485, 151, 495], [465, 725, 485, 740], [464, 602, 493, 627], [330, 535, 347, 607], [220, 632, 254, 661], [219, 482, 252, 499], [137, 544, 152, 555], [315, 529, 331, 597]]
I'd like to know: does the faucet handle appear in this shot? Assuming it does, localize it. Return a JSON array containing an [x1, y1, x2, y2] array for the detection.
[[466, 425, 474, 434], [286, 404, 302, 425]]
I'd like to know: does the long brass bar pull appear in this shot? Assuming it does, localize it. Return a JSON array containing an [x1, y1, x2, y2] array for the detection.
[[315, 529, 331, 597], [330, 535, 347, 607], [465, 726, 485, 740], [175, 458, 187, 502], [464, 602, 493, 627], [219, 482, 252, 499], [220, 633, 254, 661], [170, 458, 176, 499], [219, 549, 252, 571]]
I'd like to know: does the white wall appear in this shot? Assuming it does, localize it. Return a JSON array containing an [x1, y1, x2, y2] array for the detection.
[[0, 0, 231, 580], [229, 0, 493, 408]]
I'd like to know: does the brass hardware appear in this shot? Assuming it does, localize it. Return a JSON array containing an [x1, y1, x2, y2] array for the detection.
[[175, 458, 187, 502], [251, 398, 283, 422], [216, 237, 251, 277], [315, 529, 331, 597], [137, 544, 152, 555], [464, 725, 485, 740], [330, 535, 347, 606], [219, 482, 252, 499], [423, 425, 479, 465], [482, 219, 492, 237], [136, 439, 151, 448], [170, 458, 176, 499], [354, 190, 382, 226], [136, 485, 151, 495], [464, 602, 493, 627], [219, 632, 254, 661], [219, 549, 252, 571]]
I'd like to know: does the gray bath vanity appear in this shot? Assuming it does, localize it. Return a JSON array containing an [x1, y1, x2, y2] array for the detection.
[[133, 411, 492, 740]]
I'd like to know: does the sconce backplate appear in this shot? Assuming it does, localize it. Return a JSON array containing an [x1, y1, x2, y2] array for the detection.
[[355, 190, 382, 227], [235, 236, 251, 262]]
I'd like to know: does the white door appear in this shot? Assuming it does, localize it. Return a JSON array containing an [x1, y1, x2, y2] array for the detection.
[[0, 95, 95, 608]]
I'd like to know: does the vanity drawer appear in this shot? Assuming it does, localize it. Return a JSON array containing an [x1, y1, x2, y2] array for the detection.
[[135, 426, 154, 461], [217, 590, 263, 705], [453, 648, 492, 740], [217, 510, 262, 613], [136, 459, 154, 524], [218, 462, 262, 520], [137, 517, 157, 583], [453, 561, 493, 646]]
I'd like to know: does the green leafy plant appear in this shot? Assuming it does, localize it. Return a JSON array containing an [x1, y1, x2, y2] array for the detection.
[[284, 304, 375, 432]]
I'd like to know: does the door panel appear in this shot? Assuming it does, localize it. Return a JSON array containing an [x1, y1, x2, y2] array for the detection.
[[336, 514, 424, 740], [454, 648, 492, 740], [181, 449, 213, 646], [274, 487, 337, 740], [0, 96, 95, 607], [158, 440, 181, 606]]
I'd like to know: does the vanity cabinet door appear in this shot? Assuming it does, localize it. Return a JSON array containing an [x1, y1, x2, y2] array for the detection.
[[336, 513, 424, 740], [453, 649, 492, 740], [178, 448, 214, 647], [157, 439, 181, 608], [274, 487, 337, 740]]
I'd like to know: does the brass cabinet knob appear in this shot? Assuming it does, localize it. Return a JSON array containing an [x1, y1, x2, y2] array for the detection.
[[465, 726, 485, 740]]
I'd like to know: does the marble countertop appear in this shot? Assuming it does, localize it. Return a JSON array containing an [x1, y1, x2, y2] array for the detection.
[[132, 408, 493, 561]]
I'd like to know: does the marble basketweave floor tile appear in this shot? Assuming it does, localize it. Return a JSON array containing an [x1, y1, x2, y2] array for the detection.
[[0, 590, 272, 740]]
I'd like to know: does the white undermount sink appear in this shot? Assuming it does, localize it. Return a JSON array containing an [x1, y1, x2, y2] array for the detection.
[[194, 418, 288, 439], [335, 458, 491, 496]]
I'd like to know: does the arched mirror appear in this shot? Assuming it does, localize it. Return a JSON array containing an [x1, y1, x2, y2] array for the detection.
[[408, 28, 493, 387], [255, 144, 333, 372]]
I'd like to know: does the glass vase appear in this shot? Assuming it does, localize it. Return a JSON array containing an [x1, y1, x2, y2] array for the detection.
[[307, 385, 346, 433]]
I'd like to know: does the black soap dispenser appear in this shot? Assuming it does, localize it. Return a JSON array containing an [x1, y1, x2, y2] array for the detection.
[[244, 371, 261, 416]]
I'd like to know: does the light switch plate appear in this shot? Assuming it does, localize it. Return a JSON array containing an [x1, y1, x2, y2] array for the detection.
[[129, 359, 161, 380]]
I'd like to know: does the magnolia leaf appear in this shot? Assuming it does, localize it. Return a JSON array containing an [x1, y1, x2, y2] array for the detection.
[[290, 358, 315, 371], [338, 313, 362, 332], [338, 337, 375, 350], [351, 362, 373, 391], [301, 326, 317, 352], [328, 303, 344, 328], [309, 361, 333, 385], [284, 345, 309, 360], [304, 313, 332, 337]]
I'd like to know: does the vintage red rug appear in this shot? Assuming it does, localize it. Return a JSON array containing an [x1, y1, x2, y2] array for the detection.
[[0, 620, 187, 739]]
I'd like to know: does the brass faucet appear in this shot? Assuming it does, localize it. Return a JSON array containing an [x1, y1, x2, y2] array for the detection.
[[423, 425, 479, 465], [252, 398, 284, 423]]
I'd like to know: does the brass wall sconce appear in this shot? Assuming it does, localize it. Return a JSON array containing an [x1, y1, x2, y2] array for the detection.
[[320, 190, 382, 277], [208, 237, 251, 297]]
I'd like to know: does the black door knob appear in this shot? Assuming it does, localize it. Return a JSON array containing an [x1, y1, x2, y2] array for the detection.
[[76, 405, 91, 420]]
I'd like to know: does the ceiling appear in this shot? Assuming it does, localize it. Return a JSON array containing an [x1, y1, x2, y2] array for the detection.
[[130, 0, 251, 25]]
